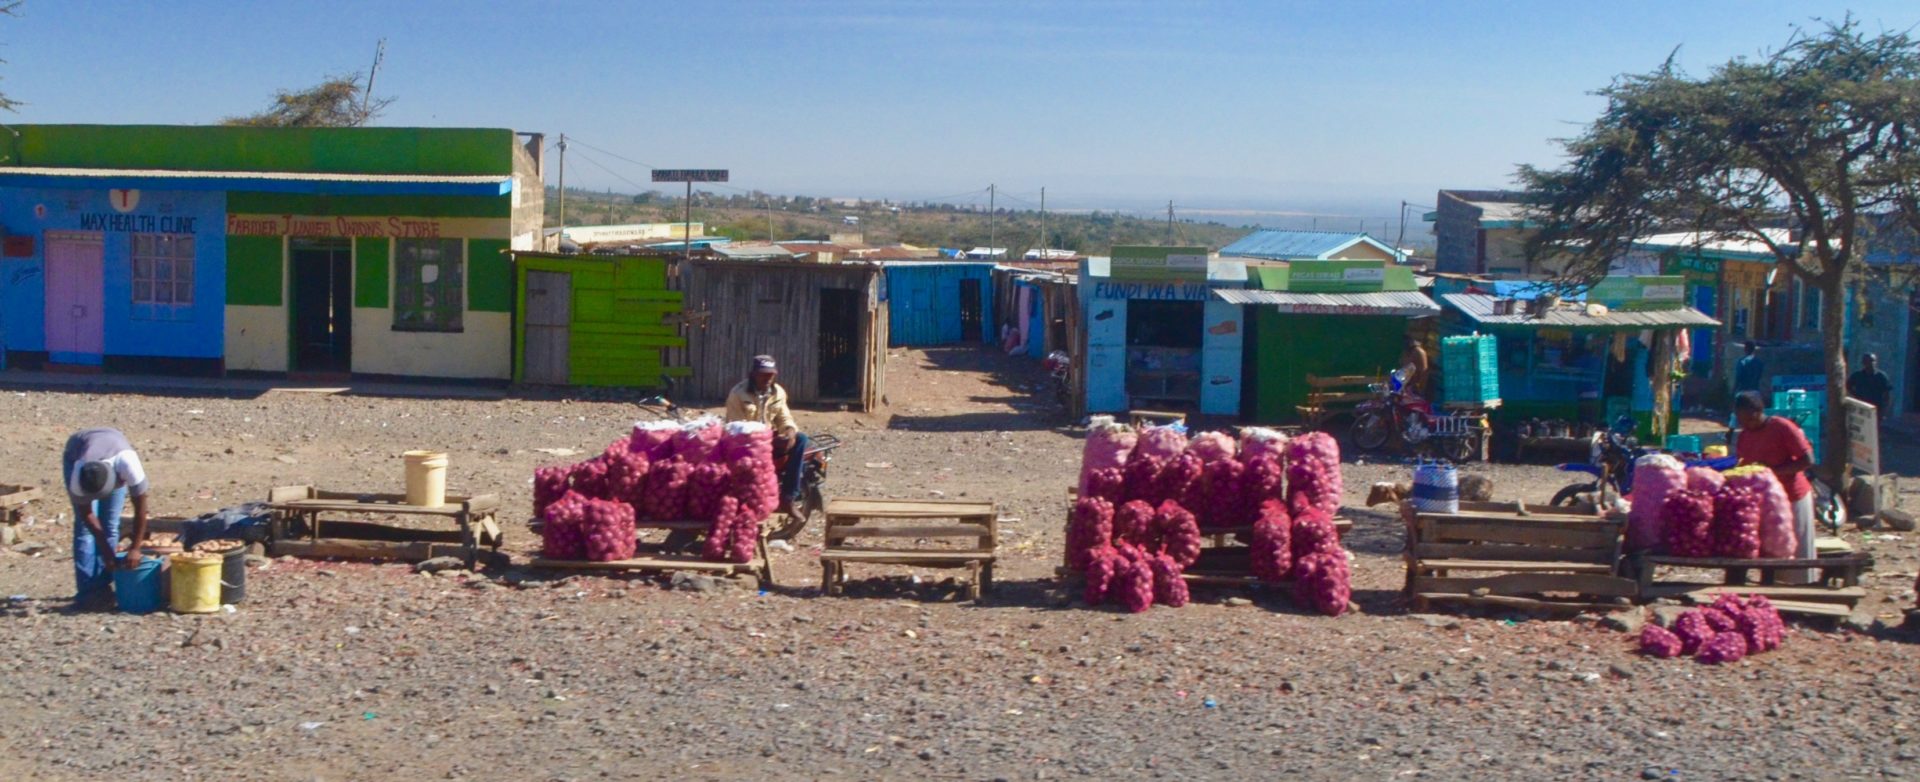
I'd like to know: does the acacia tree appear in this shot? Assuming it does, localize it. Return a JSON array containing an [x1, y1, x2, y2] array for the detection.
[[221, 73, 390, 127], [1520, 20, 1920, 473]]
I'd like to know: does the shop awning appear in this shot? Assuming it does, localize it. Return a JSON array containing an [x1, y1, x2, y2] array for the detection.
[[1442, 293, 1720, 329], [0, 166, 513, 197], [1213, 288, 1440, 316]]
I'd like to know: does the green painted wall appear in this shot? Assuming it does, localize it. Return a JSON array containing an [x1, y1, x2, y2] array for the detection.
[[467, 239, 512, 313], [226, 236, 284, 306], [514, 255, 687, 387], [228, 192, 509, 219], [1246, 307, 1404, 423], [354, 238, 390, 308], [6, 125, 514, 175]]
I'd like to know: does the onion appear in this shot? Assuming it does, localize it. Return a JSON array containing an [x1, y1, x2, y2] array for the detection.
[[1627, 454, 1685, 551], [1284, 432, 1343, 519], [1067, 497, 1116, 571], [1723, 465, 1797, 559], [1250, 499, 1292, 583]]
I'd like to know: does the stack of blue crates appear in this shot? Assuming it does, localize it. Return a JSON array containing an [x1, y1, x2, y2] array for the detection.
[[1771, 389, 1823, 465], [1440, 334, 1501, 405]]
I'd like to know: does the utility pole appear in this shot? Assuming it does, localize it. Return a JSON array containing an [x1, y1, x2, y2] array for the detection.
[[683, 181, 693, 263], [360, 38, 386, 123], [766, 196, 775, 243], [1039, 186, 1047, 262], [556, 134, 568, 249], [1395, 201, 1408, 262], [1166, 200, 1175, 244], [987, 184, 995, 261]]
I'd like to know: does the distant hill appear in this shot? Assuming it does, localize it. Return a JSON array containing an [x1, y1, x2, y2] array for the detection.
[[544, 187, 1256, 255]]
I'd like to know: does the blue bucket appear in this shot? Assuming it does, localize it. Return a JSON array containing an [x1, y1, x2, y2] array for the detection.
[[112, 554, 166, 614]]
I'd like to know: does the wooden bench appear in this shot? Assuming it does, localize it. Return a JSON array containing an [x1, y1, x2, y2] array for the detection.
[[1296, 374, 1382, 430], [820, 498, 997, 600], [1404, 500, 1634, 613], [0, 483, 41, 546], [528, 516, 775, 586], [267, 485, 503, 569]]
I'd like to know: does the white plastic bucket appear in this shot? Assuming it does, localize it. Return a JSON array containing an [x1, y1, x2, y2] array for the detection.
[[1410, 462, 1460, 515], [403, 450, 449, 507]]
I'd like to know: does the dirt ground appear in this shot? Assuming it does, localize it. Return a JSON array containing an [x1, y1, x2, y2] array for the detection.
[[3, 347, 1920, 781]]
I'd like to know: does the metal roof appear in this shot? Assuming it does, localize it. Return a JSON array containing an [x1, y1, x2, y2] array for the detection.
[[1633, 229, 1791, 260], [1219, 230, 1400, 261], [1442, 293, 1720, 329], [0, 166, 512, 196], [1213, 288, 1440, 316]]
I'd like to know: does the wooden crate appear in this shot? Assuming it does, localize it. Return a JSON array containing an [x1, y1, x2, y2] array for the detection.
[[820, 498, 997, 600], [1404, 500, 1635, 613], [1629, 539, 1872, 619], [267, 485, 503, 569], [529, 517, 773, 586]]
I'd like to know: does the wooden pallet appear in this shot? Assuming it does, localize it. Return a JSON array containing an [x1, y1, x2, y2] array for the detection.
[[820, 498, 997, 600], [0, 483, 41, 545], [529, 516, 775, 586], [1628, 542, 1872, 617], [1404, 501, 1635, 613], [266, 485, 503, 569]]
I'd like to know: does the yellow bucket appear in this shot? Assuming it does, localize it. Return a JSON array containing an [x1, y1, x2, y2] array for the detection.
[[403, 450, 449, 507], [169, 552, 223, 614]]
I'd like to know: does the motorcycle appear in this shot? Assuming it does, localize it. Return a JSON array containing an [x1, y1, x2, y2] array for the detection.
[[1042, 350, 1071, 410], [637, 390, 842, 543], [1350, 371, 1481, 463]]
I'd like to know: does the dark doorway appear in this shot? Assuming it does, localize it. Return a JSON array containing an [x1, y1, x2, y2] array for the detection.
[[291, 239, 353, 374], [819, 287, 862, 399], [959, 278, 984, 342], [1124, 299, 1205, 408]]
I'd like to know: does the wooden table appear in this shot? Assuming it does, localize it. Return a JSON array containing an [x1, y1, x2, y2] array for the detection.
[[820, 498, 998, 600], [267, 485, 502, 568], [1629, 540, 1873, 619], [1403, 500, 1635, 613], [529, 516, 775, 586]]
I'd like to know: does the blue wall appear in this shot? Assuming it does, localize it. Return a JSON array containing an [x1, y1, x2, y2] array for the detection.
[[886, 263, 996, 346], [0, 187, 227, 363]]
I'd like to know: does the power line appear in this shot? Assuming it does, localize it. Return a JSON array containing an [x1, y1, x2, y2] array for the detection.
[[565, 148, 654, 193], [562, 136, 659, 172]]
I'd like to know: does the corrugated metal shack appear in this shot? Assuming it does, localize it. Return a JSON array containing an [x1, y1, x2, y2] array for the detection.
[[679, 259, 887, 410], [885, 262, 997, 346], [992, 265, 1078, 359]]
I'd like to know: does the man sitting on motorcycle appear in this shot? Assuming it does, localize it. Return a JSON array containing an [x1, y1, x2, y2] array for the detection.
[[725, 355, 810, 517]]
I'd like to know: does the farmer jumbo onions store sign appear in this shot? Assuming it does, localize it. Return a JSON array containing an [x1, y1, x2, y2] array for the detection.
[[225, 214, 507, 239]]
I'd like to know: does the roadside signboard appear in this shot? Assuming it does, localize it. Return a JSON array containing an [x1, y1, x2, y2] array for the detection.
[[1845, 396, 1880, 476], [1286, 260, 1387, 293], [1109, 245, 1209, 282], [1588, 275, 1686, 311], [651, 169, 729, 183]]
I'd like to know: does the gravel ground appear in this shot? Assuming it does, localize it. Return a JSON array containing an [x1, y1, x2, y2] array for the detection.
[[3, 347, 1919, 781]]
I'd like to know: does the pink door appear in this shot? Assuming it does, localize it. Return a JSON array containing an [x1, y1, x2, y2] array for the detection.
[[44, 233, 105, 363]]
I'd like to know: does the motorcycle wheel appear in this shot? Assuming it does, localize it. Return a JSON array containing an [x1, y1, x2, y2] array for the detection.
[[1551, 482, 1597, 508], [767, 482, 824, 542], [1444, 436, 1476, 464], [1351, 412, 1392, 451]]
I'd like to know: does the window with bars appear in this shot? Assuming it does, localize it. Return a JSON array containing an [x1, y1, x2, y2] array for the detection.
[[393, 238, 464, 332], [131, 234, 194, 317]]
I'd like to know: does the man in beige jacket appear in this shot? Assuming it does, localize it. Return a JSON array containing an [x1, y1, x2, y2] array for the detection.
[[725, 355, 808, 515]]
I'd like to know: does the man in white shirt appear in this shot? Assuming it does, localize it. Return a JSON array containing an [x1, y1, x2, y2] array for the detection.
[[61, 427, 152, 607]]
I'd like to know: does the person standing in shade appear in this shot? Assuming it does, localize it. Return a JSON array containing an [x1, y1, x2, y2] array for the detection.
[[1847, 353, 1893, 423], [1732, 392, 1817, 583], [61, 427, 152, 608], [1734, 341, 1766, 396]]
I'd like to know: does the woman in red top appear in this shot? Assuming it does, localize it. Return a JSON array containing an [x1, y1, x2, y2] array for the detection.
[[1732, 391, 1816, 582]]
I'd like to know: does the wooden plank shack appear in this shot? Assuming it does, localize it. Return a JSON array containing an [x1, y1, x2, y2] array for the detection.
[[509, 251, 689, 388], [679, 259, 887, 410]]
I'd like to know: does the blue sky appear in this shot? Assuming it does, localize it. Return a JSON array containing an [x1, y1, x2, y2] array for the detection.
[[5, 1, 1918, 222]]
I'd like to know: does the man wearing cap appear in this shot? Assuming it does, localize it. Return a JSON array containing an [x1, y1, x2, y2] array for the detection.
[[61, 427, 152, 607], [726, 355, 810, 516]]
